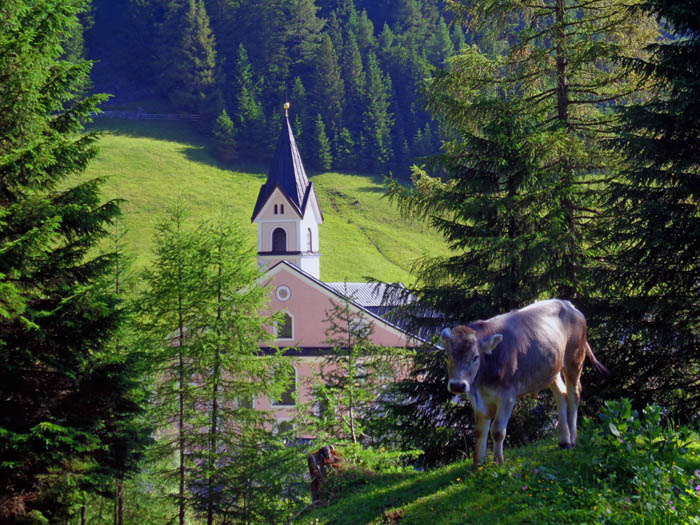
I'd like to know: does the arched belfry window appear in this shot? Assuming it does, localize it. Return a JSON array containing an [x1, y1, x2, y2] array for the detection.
[[307, 228, 313, 252], [272, 228, 286, 252]]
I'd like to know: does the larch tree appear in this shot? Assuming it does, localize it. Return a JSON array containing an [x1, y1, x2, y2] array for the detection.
[[137, 204, 209, 525], [185, 217, 290, 525], [0, 0, 149, 521]]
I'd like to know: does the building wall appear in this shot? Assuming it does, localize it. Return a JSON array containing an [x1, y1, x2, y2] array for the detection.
[[256, 264, 417, 431]]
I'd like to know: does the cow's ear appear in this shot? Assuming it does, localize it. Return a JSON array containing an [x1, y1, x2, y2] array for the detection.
[[479, 334, 503, 354], [440, 327, 452, 349]]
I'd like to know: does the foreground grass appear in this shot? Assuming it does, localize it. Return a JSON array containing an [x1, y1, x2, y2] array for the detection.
[[301, 433, 700, 525], [77, 117, 447, 283]]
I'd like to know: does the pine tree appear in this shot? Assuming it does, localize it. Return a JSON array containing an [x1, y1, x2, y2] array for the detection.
[[0, 1, 148, 521], [312, 114, 333, 171], [361, 51, 394, 170], [356, 9, 376, 52], [593, 0, 700, 417], [289, 76, 309, 153], [451, 21, 466, 52], [334, 127, 357, 169]]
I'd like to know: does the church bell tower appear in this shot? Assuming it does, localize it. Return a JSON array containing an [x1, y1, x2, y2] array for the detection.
[[251, 102, 324, 279]]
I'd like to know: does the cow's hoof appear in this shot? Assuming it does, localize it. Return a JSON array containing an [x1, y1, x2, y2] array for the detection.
[[558, 442, 572, 449]]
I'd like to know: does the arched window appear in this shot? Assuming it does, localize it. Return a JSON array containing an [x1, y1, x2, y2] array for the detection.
[[280, 204, 284, 214], [307, 228, 313, 252], [276, 312, 293, 339], [272, 227, 286, 252], [274, 204, 278, 214]]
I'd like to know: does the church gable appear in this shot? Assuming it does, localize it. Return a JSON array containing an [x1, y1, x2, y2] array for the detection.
[[261, 261, 416, 349]]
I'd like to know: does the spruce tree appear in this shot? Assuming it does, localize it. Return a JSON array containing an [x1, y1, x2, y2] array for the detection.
[[341, 31, 366, 138], [426, 16, 454, 65], [312, 114, 333, 171], [594, 0, 700, 417], [231, 43, 266, 154], [361, 51, 394, 170], [446, 0, 659, 298], [168, 0, 222, 123], [0, 1, 148, 521], [211, 109, 236, 162], [312, 33, 345, 134]]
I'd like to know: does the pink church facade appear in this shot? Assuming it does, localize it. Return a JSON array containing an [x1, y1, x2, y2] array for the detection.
[[250, 108, 419, 430]]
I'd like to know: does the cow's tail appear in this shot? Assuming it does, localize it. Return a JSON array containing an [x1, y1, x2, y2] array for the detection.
[[585, 340, 609, 376]]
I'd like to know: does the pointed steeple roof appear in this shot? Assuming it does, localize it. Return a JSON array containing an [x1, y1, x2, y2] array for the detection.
[[251, 112, 320, 222]]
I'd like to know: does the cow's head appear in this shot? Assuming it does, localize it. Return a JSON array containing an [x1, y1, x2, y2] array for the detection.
[[441, 326, 503, 395]]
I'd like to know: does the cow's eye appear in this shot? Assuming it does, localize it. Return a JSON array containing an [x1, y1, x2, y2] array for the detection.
[[472, 355, 479, 363]]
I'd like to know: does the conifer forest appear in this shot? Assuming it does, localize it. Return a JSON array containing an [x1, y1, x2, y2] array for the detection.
[[1, 0, 699, 523]]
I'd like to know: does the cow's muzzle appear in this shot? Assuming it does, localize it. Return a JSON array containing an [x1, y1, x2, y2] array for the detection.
[[448, 380, 469, 394]]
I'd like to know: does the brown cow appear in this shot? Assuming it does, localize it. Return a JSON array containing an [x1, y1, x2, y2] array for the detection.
[[441, 299, 607, 465]]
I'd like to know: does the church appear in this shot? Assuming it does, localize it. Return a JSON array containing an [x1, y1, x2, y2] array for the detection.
[[249, 104, 418, 428]]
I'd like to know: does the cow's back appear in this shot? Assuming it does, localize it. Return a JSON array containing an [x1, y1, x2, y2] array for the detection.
[[470, 299, 585, 395]]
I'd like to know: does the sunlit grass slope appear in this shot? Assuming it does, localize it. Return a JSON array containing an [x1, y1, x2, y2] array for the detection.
[[301, 433, 700, 525], [80, 118, 447, 283]]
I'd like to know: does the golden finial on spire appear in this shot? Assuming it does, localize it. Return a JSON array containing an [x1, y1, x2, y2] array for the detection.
[[284, 101, 291, 117]]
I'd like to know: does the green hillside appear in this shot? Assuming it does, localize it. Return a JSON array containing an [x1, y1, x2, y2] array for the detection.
[[80, 117, 448, 284], [301, 429, 700, 525]]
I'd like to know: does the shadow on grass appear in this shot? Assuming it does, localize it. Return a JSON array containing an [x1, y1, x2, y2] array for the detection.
[[88, 117, 269, 177]]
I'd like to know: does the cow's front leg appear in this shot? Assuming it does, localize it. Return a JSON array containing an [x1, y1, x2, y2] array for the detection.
[[491, 397, 515, 465], [473, 412, 491, 465]]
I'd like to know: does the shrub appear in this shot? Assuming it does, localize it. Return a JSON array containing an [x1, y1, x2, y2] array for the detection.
[[578, 398, 700, 522]]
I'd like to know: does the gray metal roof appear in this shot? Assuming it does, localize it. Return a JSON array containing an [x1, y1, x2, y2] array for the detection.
[[325, 282, 406, 308]]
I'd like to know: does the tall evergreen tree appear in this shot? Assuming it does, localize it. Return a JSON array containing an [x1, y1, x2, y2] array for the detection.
[[594, 0, 700, 417], [0, 1, 148, 521], [426, 16, 454, 66], [312, 33, 345, 134], [447, 0, 659, 298], [361, 51, 394, 170], [231, 43, 266, 153], [211, 109, 236, 162], [138, 204, 209, 525], [167, 0, 222, 123], [185, 217, 289, 525], [340, 31, 366, 138], [312, 114, 333, 171]]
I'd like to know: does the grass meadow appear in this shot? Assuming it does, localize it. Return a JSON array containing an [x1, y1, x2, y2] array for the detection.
[[77, 117, 448, 284]]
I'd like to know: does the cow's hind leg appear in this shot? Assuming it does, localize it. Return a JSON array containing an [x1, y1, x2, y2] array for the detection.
[[491, 396, 515, 465], [563, 339, 586, 446], [550, 375, 572, 448], [473, 412, 491, 465], [563, 369, 583, 446]]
